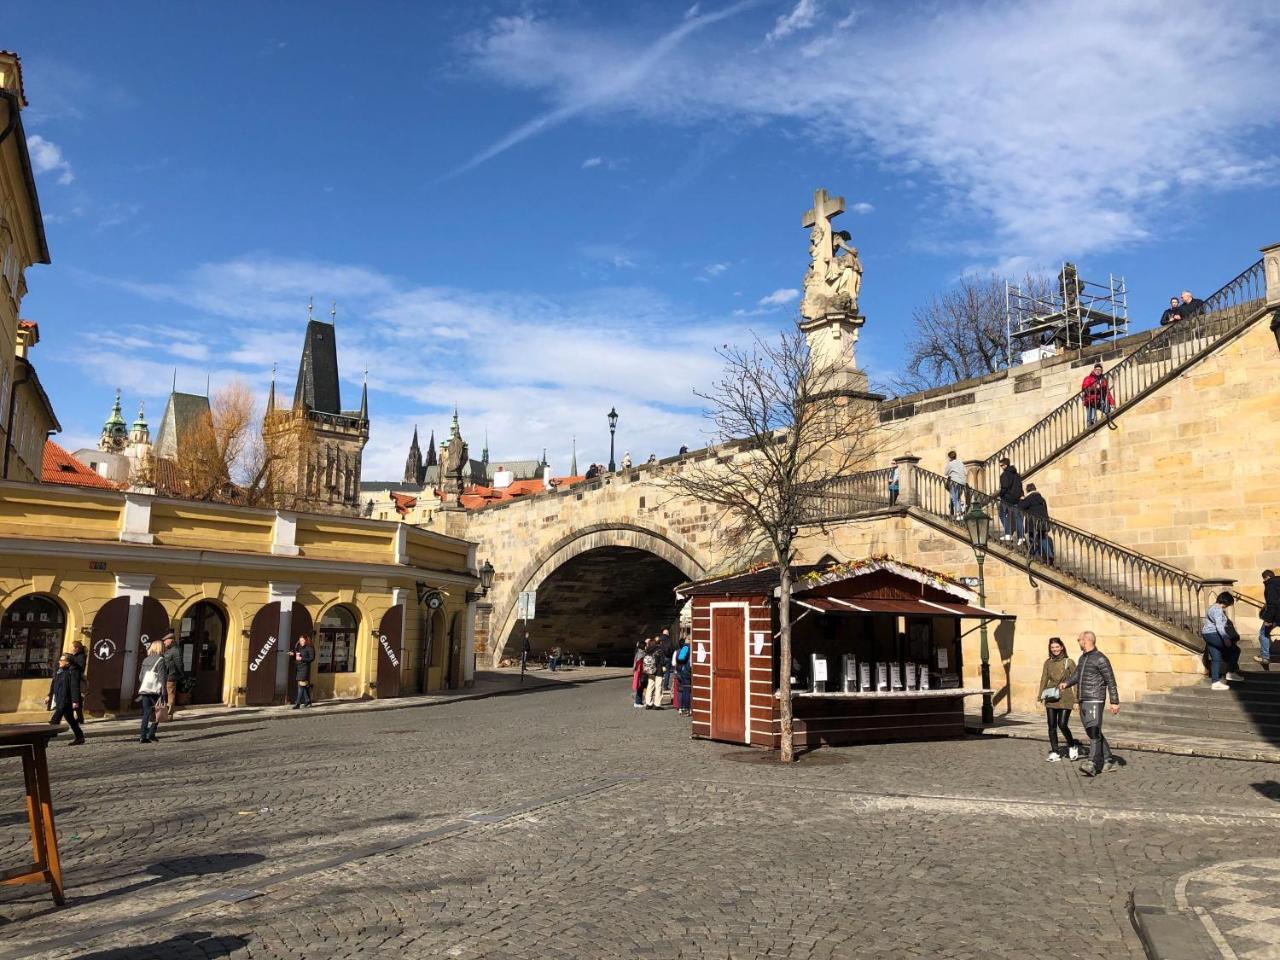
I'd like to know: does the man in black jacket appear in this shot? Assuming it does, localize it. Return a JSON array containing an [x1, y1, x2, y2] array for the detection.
[[1060, 631, 1120, 777], [1159, 296, 1181, 326], [47, 651, 86, 745], [1018, 483, 1054, 563], [1257, 569, 1280, 666], [161, 632, 185, 719], [997, 458, 1024, 542], [1178, 290, 1205, 321]]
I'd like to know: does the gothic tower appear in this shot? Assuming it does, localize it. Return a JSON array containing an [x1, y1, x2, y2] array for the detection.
[[265, 304, 370, 514], [404, 426, 424, 485]]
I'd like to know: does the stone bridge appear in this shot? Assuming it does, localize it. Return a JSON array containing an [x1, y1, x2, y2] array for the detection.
[[439, 453, 733, 666]]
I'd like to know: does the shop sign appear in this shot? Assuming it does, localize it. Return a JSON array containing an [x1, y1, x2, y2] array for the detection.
[[378, 633, 399, 668], [249, 634, 277, 672]]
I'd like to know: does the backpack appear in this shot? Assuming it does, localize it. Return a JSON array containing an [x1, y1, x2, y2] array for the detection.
[[676, 644, 690, 664], [138, 661, 164, 696], [642, 653, 657, 674]]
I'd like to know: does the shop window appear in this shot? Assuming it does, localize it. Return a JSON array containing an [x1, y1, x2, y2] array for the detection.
[[317, 604, 357, 673], [0, 594, 66, 679]]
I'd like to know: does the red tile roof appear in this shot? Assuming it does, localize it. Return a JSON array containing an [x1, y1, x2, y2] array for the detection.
[[390, 491, 417, 516], [457, 475, 584, 510], [42, 441, 118, 490]]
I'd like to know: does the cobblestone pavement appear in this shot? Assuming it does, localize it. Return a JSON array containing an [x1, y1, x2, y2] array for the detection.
[[4, 678, 1280, 959], [1178, 859, 1280, 958]]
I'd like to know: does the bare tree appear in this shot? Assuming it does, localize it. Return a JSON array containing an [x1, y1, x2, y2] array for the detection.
[[898, 273, 1051, 392], [661, 325, 883, 762]]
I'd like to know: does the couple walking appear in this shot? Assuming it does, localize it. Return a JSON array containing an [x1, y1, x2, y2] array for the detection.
[[1038, 631, 1121, 778]]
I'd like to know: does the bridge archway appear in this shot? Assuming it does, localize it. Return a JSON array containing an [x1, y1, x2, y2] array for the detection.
[[492, 524, 706, 666]]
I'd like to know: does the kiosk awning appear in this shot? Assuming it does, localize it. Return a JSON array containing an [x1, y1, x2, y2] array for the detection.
[[792, 596, 1015, 620]]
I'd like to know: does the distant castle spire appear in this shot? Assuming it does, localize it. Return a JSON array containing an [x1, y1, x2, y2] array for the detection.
[[404, 424, 423, 485], [570, 436, 578, 477], [359, 365, 368, 420], [266, 362, 277, 415], [426, 429, 437, 467], [482, 429, 489, 466]]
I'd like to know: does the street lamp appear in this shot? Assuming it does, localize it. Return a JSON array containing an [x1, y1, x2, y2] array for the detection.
[[963, 501, 994, 725], [607, 407, 619, 472], [466, 560, 496, 603]]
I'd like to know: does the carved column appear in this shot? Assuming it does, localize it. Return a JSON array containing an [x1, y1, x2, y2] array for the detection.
[[892, 454, 921, 508], [964, 459, 987, 499]]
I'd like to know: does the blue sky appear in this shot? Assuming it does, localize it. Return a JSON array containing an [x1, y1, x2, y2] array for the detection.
[[10, 1, 1280, 480]]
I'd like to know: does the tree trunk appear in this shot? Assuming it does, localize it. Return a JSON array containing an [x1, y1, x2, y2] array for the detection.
[[778, 558, 795, 763]]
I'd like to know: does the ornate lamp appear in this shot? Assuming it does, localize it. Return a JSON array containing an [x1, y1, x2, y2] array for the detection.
[[467, 560, 496, 603], [964, 502, 994, 724], [607, 407, 619, 472]]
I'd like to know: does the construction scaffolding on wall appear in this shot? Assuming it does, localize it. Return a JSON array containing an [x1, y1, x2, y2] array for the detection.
[[1005, 262, 1128, 365]]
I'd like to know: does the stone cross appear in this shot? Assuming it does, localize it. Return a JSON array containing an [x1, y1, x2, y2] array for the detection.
[[801, 188, 844, 235]]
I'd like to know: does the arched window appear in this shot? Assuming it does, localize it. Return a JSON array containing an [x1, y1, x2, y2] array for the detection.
[[0, 595, 66, 679], [317, 604, 357, 673]]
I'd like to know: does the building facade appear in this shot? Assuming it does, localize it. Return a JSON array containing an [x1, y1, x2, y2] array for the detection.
[[0, 478, 482, 721]]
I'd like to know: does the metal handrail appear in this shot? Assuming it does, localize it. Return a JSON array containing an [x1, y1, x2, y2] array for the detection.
[[983, 258, 1267, 484], [912, 467, 1212, 635], [798, 467, 896, 517]]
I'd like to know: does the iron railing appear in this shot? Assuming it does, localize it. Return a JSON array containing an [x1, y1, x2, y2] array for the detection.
[[914, 467, 1213, 636], [983, 258, 1267, 485]]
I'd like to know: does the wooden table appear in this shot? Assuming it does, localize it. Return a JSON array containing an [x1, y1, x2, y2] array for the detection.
[[0, 724, 63, 906]]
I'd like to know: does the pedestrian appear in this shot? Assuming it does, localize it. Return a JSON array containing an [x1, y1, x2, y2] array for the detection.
[[632, 639, 646, 708], [997, 457, 1024, 542], [643, 639, 664, 710], [1058, 630, 1120, 778], [944, 450, 966, 519], [1257, 570, 1280, 667], [136, 640, 168, 744], [68, 640, 87, 724], [585, 463, 599, 480], [292, 634, 315, 708], [1179, 289, 1205, 320], [1201, 592, 1242, 690], [887, 461, 900, 506], [647, 453, 657, 465], [658, 628, 675, 701], [1018, 483, 1054, 563], [548, 644, 562, 671], [678, 445, 689, 456], [161, 631, 184, 719], [46, 651, 85, 746], [1081, 363, 1114, 428], [675, 634, 692, 715], [1159, 296, 1181, 326], [1037, 637, 1078, 762]]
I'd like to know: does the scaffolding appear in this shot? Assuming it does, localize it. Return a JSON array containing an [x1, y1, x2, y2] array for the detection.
[[1005, 262, 1128, 365]]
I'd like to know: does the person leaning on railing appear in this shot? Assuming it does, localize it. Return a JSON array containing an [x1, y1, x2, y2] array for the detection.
[[1081, 363, 1114, 428]]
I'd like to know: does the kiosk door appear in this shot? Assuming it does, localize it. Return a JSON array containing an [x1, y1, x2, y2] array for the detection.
[[85, 597, 129, 714], [711, 607, 747, 743]]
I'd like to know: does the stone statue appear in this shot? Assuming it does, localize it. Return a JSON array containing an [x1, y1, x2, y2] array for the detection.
[[800, 188, 862, 321], [440, 409, 469, 500]]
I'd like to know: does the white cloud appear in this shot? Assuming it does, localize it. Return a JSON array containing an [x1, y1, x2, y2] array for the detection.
[[758, 288, 799, 306], [582, 156, 603, 168], [851, 201, 874, 215], [699, 261, 731, 280], [27, 135, 75, 185], [767, 0, 820, 42], [79, 255, 753, 481], [464, 2, 1280, 263]]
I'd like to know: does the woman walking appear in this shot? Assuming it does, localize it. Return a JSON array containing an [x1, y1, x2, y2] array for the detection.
[[675, 635, 692, 715], [1202, 592, 1243, 690], [292, 634, 315, 709], [1037, 637, 1079, 762], [631, 638, 646, 709], [68, 640, 87, 723], [46, 651, 86, 746], [136, 640, 168, 744]]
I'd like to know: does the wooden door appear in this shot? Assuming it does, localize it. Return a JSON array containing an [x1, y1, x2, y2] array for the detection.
[[85, 597, 130, 714], [376, 606, 403, 698], [246, 602, 282, 706], [711, 607, 746, 743]]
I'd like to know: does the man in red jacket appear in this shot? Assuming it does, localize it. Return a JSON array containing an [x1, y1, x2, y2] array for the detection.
[[1081, 364, 1114, 427]]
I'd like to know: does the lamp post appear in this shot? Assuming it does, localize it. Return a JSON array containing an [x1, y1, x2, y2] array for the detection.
[[465, 559, 496, 604], [963, 501, 994, 724], [607, 407, 619, 472]]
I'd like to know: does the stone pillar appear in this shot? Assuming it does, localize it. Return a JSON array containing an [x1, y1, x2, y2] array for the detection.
[[1201, 577, 1237, 611], [271, 512, 299, 556], [270, 582, 299, 701], [1262, 242, 1280, 307], [115, 573, 155, 704], [892, 454, 921, 507], [964, 459, 987, 498], [120, 494, 154, 544]]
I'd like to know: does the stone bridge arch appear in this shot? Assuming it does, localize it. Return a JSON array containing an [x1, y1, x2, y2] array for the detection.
[[488, 522, 707, 667]]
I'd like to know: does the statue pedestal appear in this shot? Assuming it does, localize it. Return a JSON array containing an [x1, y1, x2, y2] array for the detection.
[[800, 311, 876, 399]]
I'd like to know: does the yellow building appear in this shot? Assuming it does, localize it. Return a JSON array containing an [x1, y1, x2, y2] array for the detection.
[[0, 478, 484, 720], [0, 52, 56, 484]]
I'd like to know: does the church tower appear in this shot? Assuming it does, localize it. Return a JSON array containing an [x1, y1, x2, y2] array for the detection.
[[265, 302, 370, 515], [99, 390, 128, 453], [404, 426, 424, 485]]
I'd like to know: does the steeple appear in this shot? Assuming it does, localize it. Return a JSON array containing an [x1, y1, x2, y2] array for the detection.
[[426, 430, 437, 467], [266, 362, 277, 415], [482, 429, 489, 466], [100, 389, 129, 452], [359, 366, 368, 420], [129, 401, 150, 445], [404, 426, 423, 484], [570, 436, 578, 477], [293, 303, 342, 414]]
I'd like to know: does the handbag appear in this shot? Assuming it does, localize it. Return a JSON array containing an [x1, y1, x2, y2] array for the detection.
[[152, 701, 170, 724], [1224, 618, 1240, 645], [1040, 686, 1061, 703]]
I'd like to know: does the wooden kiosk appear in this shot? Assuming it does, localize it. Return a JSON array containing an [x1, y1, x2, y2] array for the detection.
[[678, 558, 1013, 749]]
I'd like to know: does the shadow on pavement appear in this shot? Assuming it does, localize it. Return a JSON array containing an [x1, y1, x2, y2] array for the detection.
[[69, 932, 249, 959], [1251, 781, 1280, 802], [174, 726, 265, 743], [67, 852, 266, 909]]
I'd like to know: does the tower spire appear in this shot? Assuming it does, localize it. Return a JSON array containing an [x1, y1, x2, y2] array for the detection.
[[307, 296, 314, 321], [359, 365, 368, 419], [266, 362, 277, 415], [331, 301, 337, 325], [571, 436, 578, 477], [171, 368, 177, 393]]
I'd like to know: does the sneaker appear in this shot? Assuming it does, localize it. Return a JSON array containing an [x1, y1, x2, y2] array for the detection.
[[1211, 681, 1230, 690], [1079, 765, 1099, 777], [1104, 758, 1120, 771], [1255, 656, 1269, 666], [999, 534, 1013, 541], [1068, 746, 1080, 761], [1045, 752, 1061, 762], [1225, 672, 1244, 682]]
